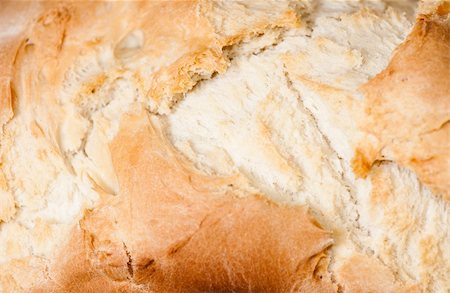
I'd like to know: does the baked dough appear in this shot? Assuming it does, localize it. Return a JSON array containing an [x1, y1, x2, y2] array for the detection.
[[0, 0, 448, 292]]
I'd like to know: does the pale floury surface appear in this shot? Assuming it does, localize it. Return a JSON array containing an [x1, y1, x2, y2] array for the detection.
[[0, 0, 448, 292]]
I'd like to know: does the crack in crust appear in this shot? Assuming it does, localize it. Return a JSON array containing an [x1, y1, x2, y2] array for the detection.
[[123, 242, 134, 279]]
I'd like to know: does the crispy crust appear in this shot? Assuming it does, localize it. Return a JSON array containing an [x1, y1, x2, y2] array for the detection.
[[35, 111, 335, 292], [353, 14, 450, 199]]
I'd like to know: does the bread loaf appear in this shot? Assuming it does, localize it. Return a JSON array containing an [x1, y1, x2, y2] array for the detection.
[[0, 1, 448, 292]]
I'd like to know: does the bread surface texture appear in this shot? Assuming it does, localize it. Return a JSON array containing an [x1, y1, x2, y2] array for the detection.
[[0, 0, 449, 292]]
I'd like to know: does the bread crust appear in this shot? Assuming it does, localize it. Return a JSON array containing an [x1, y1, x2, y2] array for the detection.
[[0, 1, 448, 292], [35, 111, 335, 292], [353, 14, 450, 199]]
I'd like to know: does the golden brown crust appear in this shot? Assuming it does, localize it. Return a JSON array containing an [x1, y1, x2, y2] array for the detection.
[[353, 15, 450, 199], [35, 111, 335, 292]]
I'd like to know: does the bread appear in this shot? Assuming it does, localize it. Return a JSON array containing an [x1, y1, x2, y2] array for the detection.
[[353, 13, 450, 198], [0, 0, 448, 292]]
